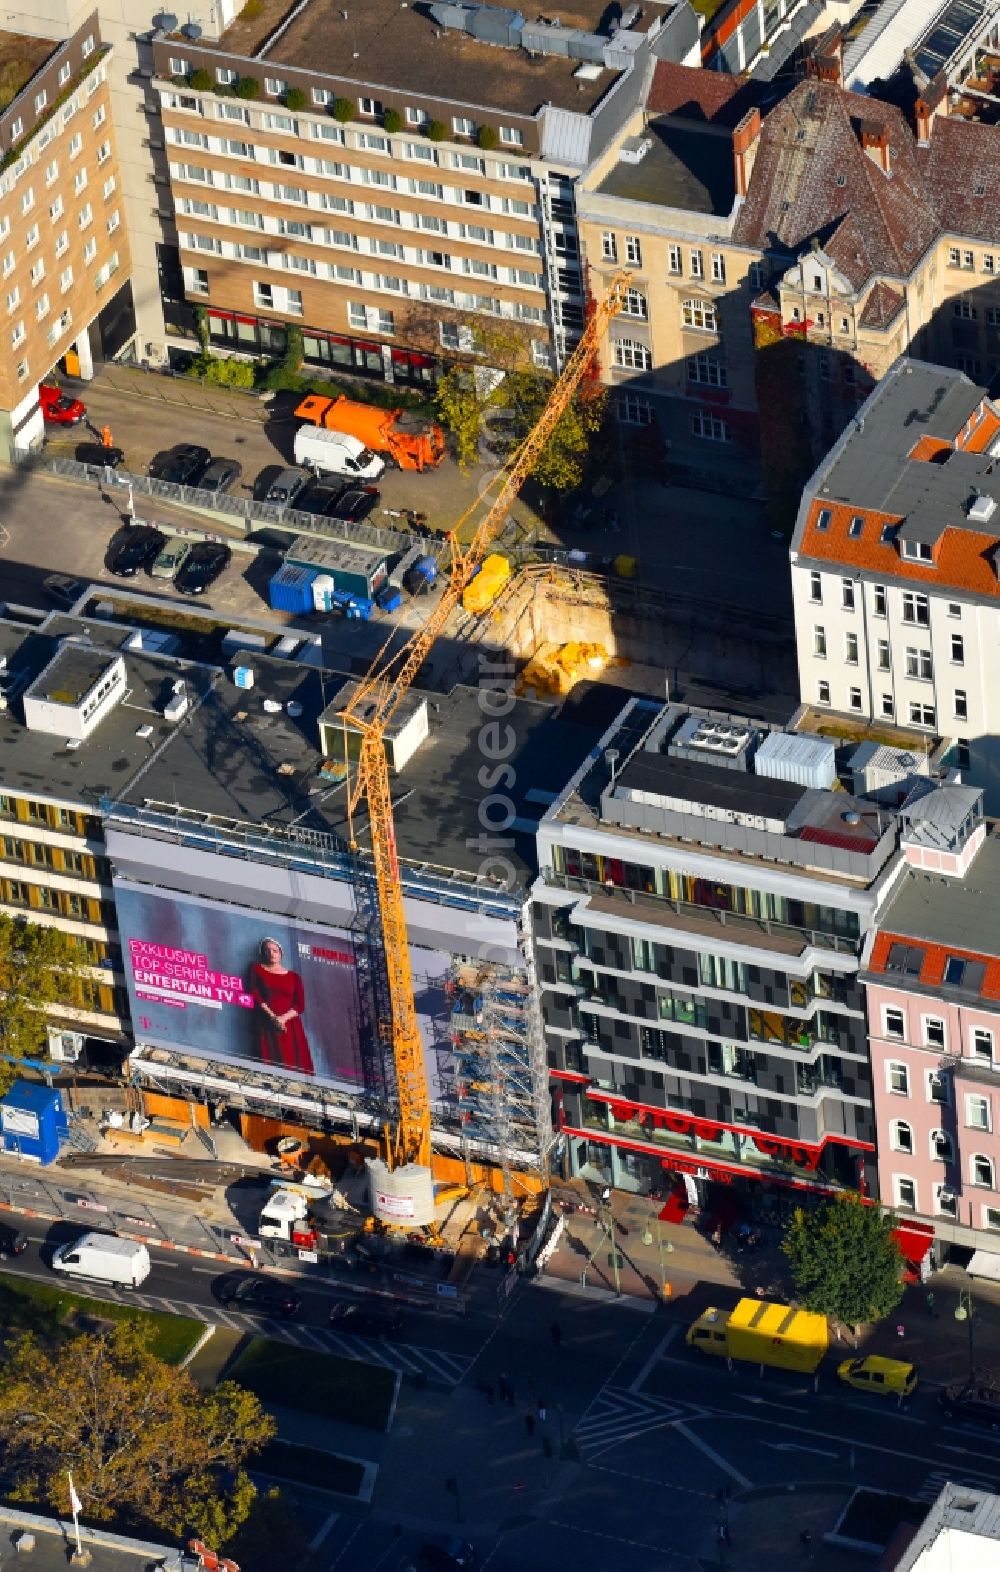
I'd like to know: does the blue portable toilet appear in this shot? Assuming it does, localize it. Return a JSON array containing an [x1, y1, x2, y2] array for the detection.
[[0, 1081, 69, 1164]]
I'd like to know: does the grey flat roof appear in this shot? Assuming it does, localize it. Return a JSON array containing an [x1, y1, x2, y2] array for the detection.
[[26, 641, 118, 706], [0, 1509, 173, 1570], [617, 750, 804, 818], [596, 116, 736, 213], [881, 834, 1000, 955]]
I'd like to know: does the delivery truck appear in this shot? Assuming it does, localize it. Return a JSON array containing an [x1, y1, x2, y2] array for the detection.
[[51, 1232, 152, 1288], [295, 394, 445, 472], [686, 1297, 828, 1374], [292, 425, 385, 481]]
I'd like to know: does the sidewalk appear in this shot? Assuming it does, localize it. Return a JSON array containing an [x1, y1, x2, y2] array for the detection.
[[862, 1265, 1000, 1388]]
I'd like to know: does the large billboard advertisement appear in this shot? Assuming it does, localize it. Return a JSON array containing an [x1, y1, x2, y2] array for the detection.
[[114, 884, 450, 1091]]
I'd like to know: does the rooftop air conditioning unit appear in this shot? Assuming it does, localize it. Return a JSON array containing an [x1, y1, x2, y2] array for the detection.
[[968, 493, 997, 523]]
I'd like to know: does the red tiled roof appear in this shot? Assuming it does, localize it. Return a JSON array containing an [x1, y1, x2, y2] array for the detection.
[[859, 281, 905, 331], [870, 929, 1000, 1000], [799, 498, 1000, 597], [919, 117, 1000, 243], [646, 61, 764, 128]]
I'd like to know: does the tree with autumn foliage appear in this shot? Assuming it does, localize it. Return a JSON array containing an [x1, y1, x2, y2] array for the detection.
[[0, 1321, 274, 1544], [0, 913, 86, 1089]]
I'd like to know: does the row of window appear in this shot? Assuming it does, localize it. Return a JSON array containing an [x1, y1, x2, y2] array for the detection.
[[814, 680, 954, 728], [0, 877, 109, 924], [892, 1174, 1000, 1224], [0, 795, 97, 835], [883, 1011, 994, 1058], [947, 245, 998, 274], [888, 1121, 985, 1173], [601, 232, 735, 287], [0, 835, 100, 881], [812, 625, 964, 672], [808, 575, 963, 628]]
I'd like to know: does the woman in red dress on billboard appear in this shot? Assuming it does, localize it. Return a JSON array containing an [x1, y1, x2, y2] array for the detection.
[[249, 937, 315, 1075]]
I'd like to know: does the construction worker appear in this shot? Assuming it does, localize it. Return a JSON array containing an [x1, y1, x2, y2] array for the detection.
[[101, 424, 114, 448]]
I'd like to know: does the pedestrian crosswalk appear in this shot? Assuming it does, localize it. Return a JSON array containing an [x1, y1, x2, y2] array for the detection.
[[918, 1467, 1000, 1504], [574, 1384, 688, 1461]]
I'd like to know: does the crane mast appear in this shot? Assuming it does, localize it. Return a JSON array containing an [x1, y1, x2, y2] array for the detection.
[[342, 271, 631, 1172]]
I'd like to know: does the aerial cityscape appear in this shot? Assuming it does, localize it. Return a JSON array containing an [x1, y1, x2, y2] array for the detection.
[[0, 0, 999, 1567]]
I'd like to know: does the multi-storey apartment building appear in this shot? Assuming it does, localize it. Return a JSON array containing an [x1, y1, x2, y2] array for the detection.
[[790, 358, 1000, 813], [0, 16, 129, 454], [532, 698, 915, 1203], [579, 61, 1000, 481], [148, 0, 699, 377], [862, 784, 1000, 1258]]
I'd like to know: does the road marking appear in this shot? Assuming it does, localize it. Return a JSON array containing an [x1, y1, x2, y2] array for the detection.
[[671, 1420, 752, 1490], [589, 1460, 715, 1500], [919, 1467, 999, 1503], [737, 1395, 810, 1414], [629, 1325, 679, 1394], [308, 1510, 340, 1552], [575, 1386, 688, 1460], [766, 1442, 839, 1458], [546, 1518, 695, 1562]]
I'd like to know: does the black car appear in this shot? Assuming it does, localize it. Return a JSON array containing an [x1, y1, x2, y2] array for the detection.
[[326, 485, 380, 524], [0, 1222, 28, 1260], [106, 525, 166, 578], [296, 478, 348, 517], [199, 457, 243, 495], [939, 1384, 1000, 1429], [148, 444, 212, 486], [328, 1300, 404, 1338], [173, 541, 232, 596], [42, 574, 87, 608], [215, 1272, 301, 1319], [417, 1538, 477, 1571], [75, 441, 125, 469]]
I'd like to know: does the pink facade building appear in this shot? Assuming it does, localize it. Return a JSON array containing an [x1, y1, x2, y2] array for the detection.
[[864, 785, 1000, 1258]]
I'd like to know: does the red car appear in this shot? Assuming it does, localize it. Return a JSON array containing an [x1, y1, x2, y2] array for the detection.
[[39, 383, 86, 425]]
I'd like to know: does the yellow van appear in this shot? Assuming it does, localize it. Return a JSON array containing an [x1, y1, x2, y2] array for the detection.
[[837, 1356, 917, 1398]]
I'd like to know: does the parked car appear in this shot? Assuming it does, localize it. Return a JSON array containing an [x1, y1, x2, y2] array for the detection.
[[327, 485, 380, 524], [42, 573, 86, 608], [106, 525, 166, 578], [75, 441, 125, 469], [837, 1356, 917, 1398], [174, 540, 232, 596], [265, 466, 310, 507], [199, 457, 243, 495], [417, 1537, 477, 1571], [295, 477, 348, 517], [939, 1383, 1000, 1429], [328, 1300, 404, 1338], [39, 383, 86, 425], [148, 444, 211, 486], [149, 538, 192, 580], [214, 1272, 301, 1319], [0, 1221, 28, 1260]]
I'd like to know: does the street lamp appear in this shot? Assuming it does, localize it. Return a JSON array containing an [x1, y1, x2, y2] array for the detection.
[[641, 1217, 674, 1298], [955, 1287, 976, 1385]]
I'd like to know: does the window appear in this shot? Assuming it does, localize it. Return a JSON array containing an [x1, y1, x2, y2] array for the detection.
[[848, 515, 864, 538], [96, 140, 111, 165], [849, 687, 862, 712], [106, 209, 120, 235], [901, 538, 934, 562], [949, 633, 965, 665], [613, 338, 651, 371], [74, 168, 87, 195], [964, 249, 974, 268], [29, 259, 44, 286], [82, 32, 95, 55], [452, 116, 475, 137], [710, 252, 726, 284], [668, 244, 681, 275], [931, 1129, 953, 1162], [877, 640, 890, 672], [972, 1028, 994, 1061], [25, 223, 38, 248], [34, 89, 47, 114], [927, 1071, 948, 1104], [955, 690, 968, 722], [264, 77, 286, 97], [902, 592, 929, 625], [622, 287, 648, 319], [625, 234, 642, 265], [4, 286, 16, 312], [809, 572, 822, 603], [924, 1017, 946, 1049], [20, 188, 33, 217], [972, 1154, 995, 1189], [967, 1095, 991, 1131], [102, 175, 116, 200], [499, 124, 523, 146], [906, 646, 933, 680], [881, 692, 895, 719], [817, 679, 830, 704], [894, 1176, 917, 1211], [841, 578, 856, 610], [682, 298, 716, 332], [601, 232, 617, 262], [948, 246, 961, 266], [845, 631, 859, 664], [985, 254, 996, 274], [77, 204, 92, 230], [885, 1011, 906, 1044], [35, 293, 49, 320], [10, 116, 21, 140], [91, 104, 105, 129], [690, 249, 703, 279], [890, 1119, 913, 1154], [82, 237, 96, 263], [44, 159, 58, 187], [955, 738, 971, 771], [873, 584, 886, 617], [748, 261, 764, 290], [687, 352, 726, 386], [10, 321, 23, 348], [813, 625, 826, 658], [15, 357, 27, 382], [909, 702, 936, 728], [49, 196, 63, 222], [692, 411, 729, 442], [254, 281, 273, 310], [887, 1060, 909, 1096]]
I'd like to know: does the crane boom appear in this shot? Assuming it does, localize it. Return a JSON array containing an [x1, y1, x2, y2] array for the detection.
[[342, 271, 631, 1171]]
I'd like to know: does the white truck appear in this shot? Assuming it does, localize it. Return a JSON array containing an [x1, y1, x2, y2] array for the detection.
[[293, 425, 385, 481], [51, 1232, 151, 1288]]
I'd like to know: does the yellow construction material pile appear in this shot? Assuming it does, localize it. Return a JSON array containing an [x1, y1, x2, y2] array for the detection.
[[518, 640, 609, 697], [462, 553, 511, 614]]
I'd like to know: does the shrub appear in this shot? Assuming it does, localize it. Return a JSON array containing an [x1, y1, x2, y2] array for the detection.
[[426, 119, 447, 142], [170, 74, 189, 89], [382, 107, 403, 134], [282, 324, 304, 376], [215, 83, 236, 97], [189, 68, 213, 92], [333, 96, 355, 123], [196, 355, 255, 389], [235, 76, 261, 99], [284, 86, 307, 111], [193, 305, 209, 352], [476, 125, 498, 150]]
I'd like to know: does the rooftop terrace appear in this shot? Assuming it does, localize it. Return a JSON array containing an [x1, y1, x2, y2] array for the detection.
[[0, 32, 58, 111]]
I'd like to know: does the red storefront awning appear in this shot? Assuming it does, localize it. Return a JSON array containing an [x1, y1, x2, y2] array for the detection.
[[891, 1220, 934, 1275]]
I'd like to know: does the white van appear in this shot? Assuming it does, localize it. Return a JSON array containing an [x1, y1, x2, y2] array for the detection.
[[51, 1232, 151, 1289], [293, 426, 385, 481]]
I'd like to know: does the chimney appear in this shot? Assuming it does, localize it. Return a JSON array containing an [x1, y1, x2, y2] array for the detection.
[[732, 106, 762, 199], [806, 24, 843, 85], [860, 118, 891, 174], [914, 70, 948, 145]]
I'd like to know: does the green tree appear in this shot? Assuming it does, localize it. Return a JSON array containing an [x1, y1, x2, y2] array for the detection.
[[282, 323, 304, 376], [0, 1322, 274, 1543], [0, 914, 84, 1083], [782, 1193, 904, 1330], [506, 371, 607, 492], [434, 364, 483, 471]]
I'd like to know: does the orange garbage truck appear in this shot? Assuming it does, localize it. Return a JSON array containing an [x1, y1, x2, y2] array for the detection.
[[295, 394, 446, 472]]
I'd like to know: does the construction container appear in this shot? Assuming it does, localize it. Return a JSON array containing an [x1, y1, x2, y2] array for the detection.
[[286, 535, 388, 602], [403, 553, 438, 595], [462, 553, 510, 615], [268, 563, 319, 615], [376, 585, 402, 613], [755, 731, 837, 790], [311, 575, 374, 620], [0, 1081, 68, 1164]]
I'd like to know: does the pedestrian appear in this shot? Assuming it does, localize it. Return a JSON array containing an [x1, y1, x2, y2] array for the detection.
[[926, 1291, 937, 1317], [717, 1522, 730, 1545], [498, 1373, 510, 1404], [549, 1321, 563, 1350], [896, 1323, 906, 1340], [524, 1412, 535, 1437], [710, 1225, 723, 1251], [537, 1397, 547, 1422]]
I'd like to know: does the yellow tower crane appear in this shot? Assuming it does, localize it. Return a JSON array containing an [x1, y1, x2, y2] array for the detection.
[[340, 270, 631, 1174]]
